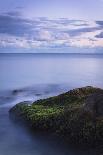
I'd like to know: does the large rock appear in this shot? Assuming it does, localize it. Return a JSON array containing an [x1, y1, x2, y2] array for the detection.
[[9, 86, 103, 147]]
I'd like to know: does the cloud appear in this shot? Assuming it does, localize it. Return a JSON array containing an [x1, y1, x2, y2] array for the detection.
[[4, 11, 22, 17], [96, 32, 103, 38], [38, 30, 53, 41], [0, 13, 103, 49]]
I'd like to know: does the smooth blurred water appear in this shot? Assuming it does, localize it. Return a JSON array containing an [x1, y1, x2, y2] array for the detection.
[[0, 53, 103, 155], [0, 53, 103, 91]]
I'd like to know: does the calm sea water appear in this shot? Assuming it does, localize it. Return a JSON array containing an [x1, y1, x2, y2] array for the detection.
[[0, 53, 103, 155], [0, 53, 103, 90]]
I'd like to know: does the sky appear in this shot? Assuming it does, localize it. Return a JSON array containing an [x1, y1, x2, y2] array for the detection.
[[0, 0, 103, 20], [0, 0, 103, 52]]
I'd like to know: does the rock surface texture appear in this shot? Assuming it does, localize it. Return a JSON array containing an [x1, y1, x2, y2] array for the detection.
[[9, 86, 103, 147]]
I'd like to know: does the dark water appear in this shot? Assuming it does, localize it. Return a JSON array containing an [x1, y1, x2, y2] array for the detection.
[[0, 53, 103, 155]]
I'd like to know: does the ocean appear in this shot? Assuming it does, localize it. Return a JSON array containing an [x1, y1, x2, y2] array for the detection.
[[0, 53, 103, 155], [0, 53, 103, 91]]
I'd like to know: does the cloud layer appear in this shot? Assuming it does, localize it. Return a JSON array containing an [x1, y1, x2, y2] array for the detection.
[[0, 13, 103, 49]]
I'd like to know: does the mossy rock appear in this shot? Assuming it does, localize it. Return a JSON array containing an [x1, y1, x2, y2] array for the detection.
[[9, 86, 103, 146]]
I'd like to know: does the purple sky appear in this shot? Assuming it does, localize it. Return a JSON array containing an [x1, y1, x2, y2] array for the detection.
[[0, 0, 103, 51], [0, 0, 103, 20]]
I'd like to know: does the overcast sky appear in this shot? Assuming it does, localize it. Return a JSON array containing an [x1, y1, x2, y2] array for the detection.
[[0, 0, 103, 52], [0, 0, 103, 20]]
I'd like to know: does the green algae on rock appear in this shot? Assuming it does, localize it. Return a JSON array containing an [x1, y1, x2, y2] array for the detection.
[[9, 86, 103, 146]]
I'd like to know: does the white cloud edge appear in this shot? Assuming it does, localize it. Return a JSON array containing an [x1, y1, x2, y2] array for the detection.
[[0, 19, 103, 49]]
